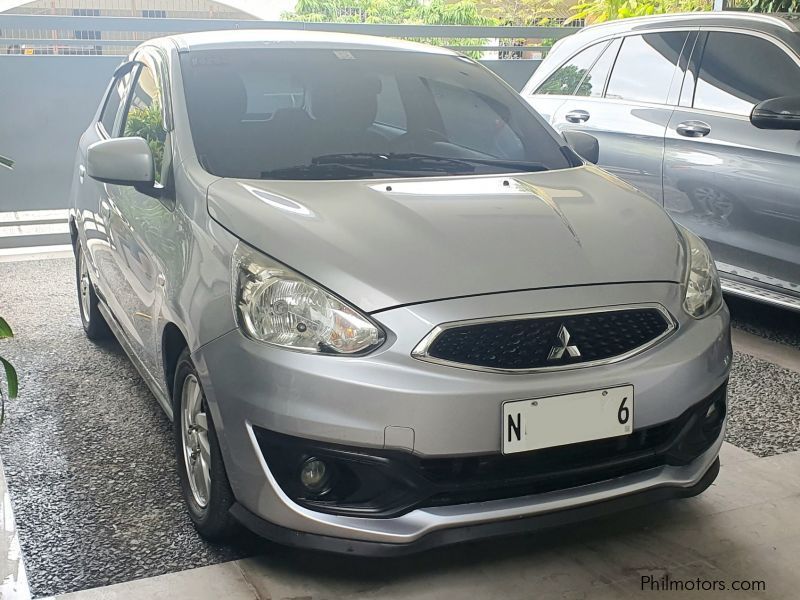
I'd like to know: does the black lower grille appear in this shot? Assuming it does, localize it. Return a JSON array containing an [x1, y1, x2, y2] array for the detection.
[[423, 307, 672, 370]]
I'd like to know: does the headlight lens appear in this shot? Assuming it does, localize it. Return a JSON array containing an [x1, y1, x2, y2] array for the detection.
[[232, 243, 385, 354], [679, 225, 722, 319]]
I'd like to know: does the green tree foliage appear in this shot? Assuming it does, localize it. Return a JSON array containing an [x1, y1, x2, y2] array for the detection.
[[284, 0, 493, 56], [481, 0, 560, 25], [567, 0, 711, 24], [749, 0, 798, 11]]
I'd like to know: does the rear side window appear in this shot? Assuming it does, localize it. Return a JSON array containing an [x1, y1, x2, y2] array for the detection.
[[694, 32, 800, 116], [606, 32, 689, 104], [536, 42, 607, 96]]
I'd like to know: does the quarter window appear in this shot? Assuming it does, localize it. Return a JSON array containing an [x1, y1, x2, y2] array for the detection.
[[605, 32, 689, 104], [576, 38, 620, 98], [694, 32, 800, 116], [536, 41, 607, 96], [99, 75, 129, 137], [121, 64, 166, 183]]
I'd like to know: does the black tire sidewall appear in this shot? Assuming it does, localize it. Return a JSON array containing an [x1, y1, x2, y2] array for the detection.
[[172, 350, 238, 540], [75, 244, 110, 340]]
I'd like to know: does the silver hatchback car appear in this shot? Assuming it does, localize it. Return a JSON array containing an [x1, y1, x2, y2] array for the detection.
[[69, 30, 731, 554], [523, 13, 800, 313]]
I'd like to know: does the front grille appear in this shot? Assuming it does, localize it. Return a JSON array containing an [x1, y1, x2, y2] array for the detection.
[[419, 307, 673, 371]]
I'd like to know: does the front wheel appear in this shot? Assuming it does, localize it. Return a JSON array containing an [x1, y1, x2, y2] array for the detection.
[[173, 349, 239, 541], [75, 243, 110, 341]]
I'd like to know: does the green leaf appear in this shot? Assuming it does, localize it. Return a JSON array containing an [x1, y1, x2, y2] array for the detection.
[[0, 317, 12, 339], [0, 357, 17, 399]]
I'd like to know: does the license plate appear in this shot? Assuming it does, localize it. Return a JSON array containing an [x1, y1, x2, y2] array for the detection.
[[502, 386, 634, 454]]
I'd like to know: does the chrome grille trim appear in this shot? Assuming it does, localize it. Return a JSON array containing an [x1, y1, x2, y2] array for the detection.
[[411, 303, 677, 374]]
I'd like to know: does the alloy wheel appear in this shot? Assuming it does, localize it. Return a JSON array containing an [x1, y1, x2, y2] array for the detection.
[[181, 374, 211, 509]]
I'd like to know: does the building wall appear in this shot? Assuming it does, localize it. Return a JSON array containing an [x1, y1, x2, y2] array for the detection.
[[2, 0, 254, 54]]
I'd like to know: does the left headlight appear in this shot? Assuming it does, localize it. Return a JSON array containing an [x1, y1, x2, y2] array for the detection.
[[232, 242, 385, 354], [679, 225, 722, 319]]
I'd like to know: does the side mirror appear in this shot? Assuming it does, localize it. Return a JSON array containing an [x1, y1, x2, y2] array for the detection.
[[750, 96, 800, 131], [87, 137, 155, 189], [562, 130, 599, 164]]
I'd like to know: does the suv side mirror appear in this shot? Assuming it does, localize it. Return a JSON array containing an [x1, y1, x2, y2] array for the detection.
[[563, 130, 599, 164], [750, 96, 800, 131], [87, 137, 155, 190]]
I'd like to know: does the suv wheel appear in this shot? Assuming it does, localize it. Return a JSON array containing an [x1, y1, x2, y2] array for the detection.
[[173, 349, 239, 541], [75, 244, 111, 340]]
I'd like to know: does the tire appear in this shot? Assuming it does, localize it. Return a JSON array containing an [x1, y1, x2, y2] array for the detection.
[[173, 349, 239, 541], [75, 243, 111, 341]]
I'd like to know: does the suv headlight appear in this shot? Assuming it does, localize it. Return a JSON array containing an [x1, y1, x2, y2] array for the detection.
[[679, 225, 722, 319], [232, 243, 385, 354]]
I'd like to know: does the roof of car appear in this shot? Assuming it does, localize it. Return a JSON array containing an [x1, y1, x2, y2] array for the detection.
[[558, 11, 799, 46], [161, 29, 459, 55], [522, 11, 800, 94]]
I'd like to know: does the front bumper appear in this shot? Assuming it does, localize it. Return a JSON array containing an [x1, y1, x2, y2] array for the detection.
[[230, 454, 720, 556], [192, 281, 731, 549]]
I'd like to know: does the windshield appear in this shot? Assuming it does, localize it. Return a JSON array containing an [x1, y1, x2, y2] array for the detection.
[[180, 48, 574, 180]]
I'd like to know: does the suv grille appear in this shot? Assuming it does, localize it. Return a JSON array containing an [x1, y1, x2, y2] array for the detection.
[[417, 307, 673, 371]]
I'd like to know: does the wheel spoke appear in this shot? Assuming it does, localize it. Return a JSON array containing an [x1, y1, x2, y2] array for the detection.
[[197, 452, 210, 502], [195, 412, 208, 433]]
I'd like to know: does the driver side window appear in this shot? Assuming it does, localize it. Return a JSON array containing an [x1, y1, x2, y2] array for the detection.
[[121, 63, 167, 184]]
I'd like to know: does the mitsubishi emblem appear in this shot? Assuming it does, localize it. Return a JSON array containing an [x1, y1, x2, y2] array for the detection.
[[547, 325, 581, 361]]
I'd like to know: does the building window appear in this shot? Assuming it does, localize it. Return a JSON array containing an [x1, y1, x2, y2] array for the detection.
[[73, 9, 100, 43], [142, 10, 167, 18]]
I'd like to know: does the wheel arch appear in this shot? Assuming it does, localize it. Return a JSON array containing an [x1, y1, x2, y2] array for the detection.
[[162, 321, 190, 402]]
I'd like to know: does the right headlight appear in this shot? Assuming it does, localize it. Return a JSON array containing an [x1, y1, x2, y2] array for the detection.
[[232, 242, 385, 355], [679, 225, 722, 319]]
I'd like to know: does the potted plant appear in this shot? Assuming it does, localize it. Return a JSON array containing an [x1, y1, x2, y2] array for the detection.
[[1, 156, 18, 423], [0, 319, 17, 425]]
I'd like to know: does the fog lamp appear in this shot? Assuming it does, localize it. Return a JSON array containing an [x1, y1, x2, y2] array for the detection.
[[299, 457, 331, 494]]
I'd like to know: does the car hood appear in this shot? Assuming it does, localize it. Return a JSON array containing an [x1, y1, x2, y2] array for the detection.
[[207, 166, 684, 313]]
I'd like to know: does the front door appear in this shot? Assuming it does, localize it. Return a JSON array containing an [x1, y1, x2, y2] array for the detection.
[[664, 30, 800, 295], [100, 55, 175, 390], [549, 31, 691, 204]]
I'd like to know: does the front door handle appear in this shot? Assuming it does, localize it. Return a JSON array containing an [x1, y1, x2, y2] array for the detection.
[[676, 121, 711, 138], [565, 110, 590, 124]]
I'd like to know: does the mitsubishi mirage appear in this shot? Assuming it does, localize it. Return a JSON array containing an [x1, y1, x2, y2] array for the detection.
[[523, 12, 800, 312], [69, 30, 731, 554]]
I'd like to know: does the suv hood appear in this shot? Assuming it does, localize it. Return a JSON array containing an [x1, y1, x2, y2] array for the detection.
[[208, 166, 684, 313]]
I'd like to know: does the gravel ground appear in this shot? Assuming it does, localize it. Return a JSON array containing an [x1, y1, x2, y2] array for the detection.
[[0, 257, 798, 596], [727, 295, 800, 349], [0, 258, 263, 598]]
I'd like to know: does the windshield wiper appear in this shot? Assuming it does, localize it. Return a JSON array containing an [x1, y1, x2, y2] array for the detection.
[[312, 153, 476, 174], [313, 153, 548, 174], [260, 162, 426, 180]]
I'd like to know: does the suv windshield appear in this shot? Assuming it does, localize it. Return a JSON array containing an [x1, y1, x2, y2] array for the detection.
[[180, 48, 574, 180]]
